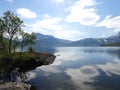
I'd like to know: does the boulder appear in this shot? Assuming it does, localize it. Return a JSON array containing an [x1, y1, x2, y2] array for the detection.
[[0, 82, 31, 90]]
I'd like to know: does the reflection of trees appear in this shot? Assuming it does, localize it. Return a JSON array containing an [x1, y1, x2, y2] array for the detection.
[[0, 59, 27, 82], [0, 69, 27, 82], [107, 50, 120, 59]]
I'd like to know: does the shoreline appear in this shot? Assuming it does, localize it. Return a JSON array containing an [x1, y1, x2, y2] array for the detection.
[[0, 52, 56, 90]]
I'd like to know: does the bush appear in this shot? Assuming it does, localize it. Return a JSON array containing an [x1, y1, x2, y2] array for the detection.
[[27, 46, 34, 53]]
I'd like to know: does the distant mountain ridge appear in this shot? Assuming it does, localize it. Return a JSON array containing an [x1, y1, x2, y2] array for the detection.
[[69, 32, 120, 46], [34, 32, 120, 47], [34, 33, 71, 47]]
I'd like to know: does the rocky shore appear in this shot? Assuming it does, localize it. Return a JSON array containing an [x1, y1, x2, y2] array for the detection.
[[0, 52, 56, 90]]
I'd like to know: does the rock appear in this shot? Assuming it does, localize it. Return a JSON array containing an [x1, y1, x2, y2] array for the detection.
[[0, 82, 31, 90], [42, 54, 56, 65]]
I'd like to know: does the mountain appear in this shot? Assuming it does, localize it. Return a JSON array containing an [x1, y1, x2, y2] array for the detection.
[[33, 32, 120, 49], [33, 33, 72, 52], [106, 32, 120, 43], [68, 38, 105, 46], [69, 32, 120, 46], [34, 33, 71, 47]]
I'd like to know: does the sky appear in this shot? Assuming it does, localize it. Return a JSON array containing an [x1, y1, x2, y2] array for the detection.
[[0, 0, 120, 41]]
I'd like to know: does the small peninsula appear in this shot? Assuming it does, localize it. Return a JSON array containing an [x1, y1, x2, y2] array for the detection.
[[0, 11, 56, 90]]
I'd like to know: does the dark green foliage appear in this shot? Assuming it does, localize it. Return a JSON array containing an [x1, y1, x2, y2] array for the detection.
[[0, 52, 55, 82], [2, 11, 24, 56], [19, 31, 36, 58], [27, 46, 34, 53], [0, 18, 4, 51], [0, 38, 9, 53], [102, 42, 120, 46], [0, 11, 36, 58], [0, 11, 41, 83], [20, 31, 36, 48]]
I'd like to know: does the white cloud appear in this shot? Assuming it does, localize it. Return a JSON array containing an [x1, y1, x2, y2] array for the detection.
[[6, 0, 13, 3], [51, 0, 64, 3], [114, 28, 120, 32], [54, 30, 85, 40], [97, 15, 120, 32], [16, 8, 37, 19], [43, 13, 51, 18], [65, 0, 100, 25], [27, 17, 63, 31], [26, 15, 85, 40]]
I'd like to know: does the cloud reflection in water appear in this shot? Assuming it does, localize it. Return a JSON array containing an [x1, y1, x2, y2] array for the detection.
[[27, 47, 120, 90]]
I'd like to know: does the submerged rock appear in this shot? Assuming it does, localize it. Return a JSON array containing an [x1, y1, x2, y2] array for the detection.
[[0, 82, 31, 90]]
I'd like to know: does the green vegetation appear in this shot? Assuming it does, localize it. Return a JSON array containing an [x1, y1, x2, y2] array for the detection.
[[0, 11, 36, 59], [101, 42, 120, 46], [0, 51, 55, 83], [0, 11, 56, 84]]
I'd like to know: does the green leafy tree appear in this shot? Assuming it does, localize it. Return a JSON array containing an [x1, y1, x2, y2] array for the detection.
[[12, 37, 20, 54], [27, 46, 34, 53], [0, 18, 4, 51], [20, 31, 36, 58], [0, 11, 36, 58], [2, 11, 24, 56]]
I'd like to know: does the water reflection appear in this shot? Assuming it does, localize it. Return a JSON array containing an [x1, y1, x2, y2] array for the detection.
[[27, 47, 120, 90], [0, 53, 55, 83], [84, 59, 120, 90], [0, 59, 22, 82], [65, 65, 99, 90]]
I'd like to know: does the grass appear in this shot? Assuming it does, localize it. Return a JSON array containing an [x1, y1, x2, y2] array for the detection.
[[0, 52, 52, 61], [0, 51, 54, 72]]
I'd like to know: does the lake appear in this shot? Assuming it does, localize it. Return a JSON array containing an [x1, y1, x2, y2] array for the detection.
[[27, 47, 120, 90]]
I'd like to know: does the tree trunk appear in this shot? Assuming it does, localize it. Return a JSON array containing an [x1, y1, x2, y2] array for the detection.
[[19, 45, 23, 59], [8, 39, 12, 56]]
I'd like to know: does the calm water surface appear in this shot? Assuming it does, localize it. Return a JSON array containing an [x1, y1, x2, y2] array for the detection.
[[27, 47, 120, 90]]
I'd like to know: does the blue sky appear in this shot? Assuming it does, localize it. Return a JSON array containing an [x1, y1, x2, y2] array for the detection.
[[0, 0, 120, 41]]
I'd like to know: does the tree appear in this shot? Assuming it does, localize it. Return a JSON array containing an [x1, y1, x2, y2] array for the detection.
[[2, 11, 24, 56], [0, 18, 4, 51], [20, 31, 36, 58], [0, 18, 4, 40], [27, 46, 34, 53], [0, 11, 36, 58], [12, 37, 20, 54]]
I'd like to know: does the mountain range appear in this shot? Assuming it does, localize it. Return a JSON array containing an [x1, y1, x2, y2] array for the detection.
[[69, 32, 120, 46], [34, 32, 120, 48]]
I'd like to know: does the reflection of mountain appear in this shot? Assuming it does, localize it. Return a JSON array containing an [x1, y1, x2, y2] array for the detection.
[[81, 47, 120, 59], [34, 32, 120, 47]]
